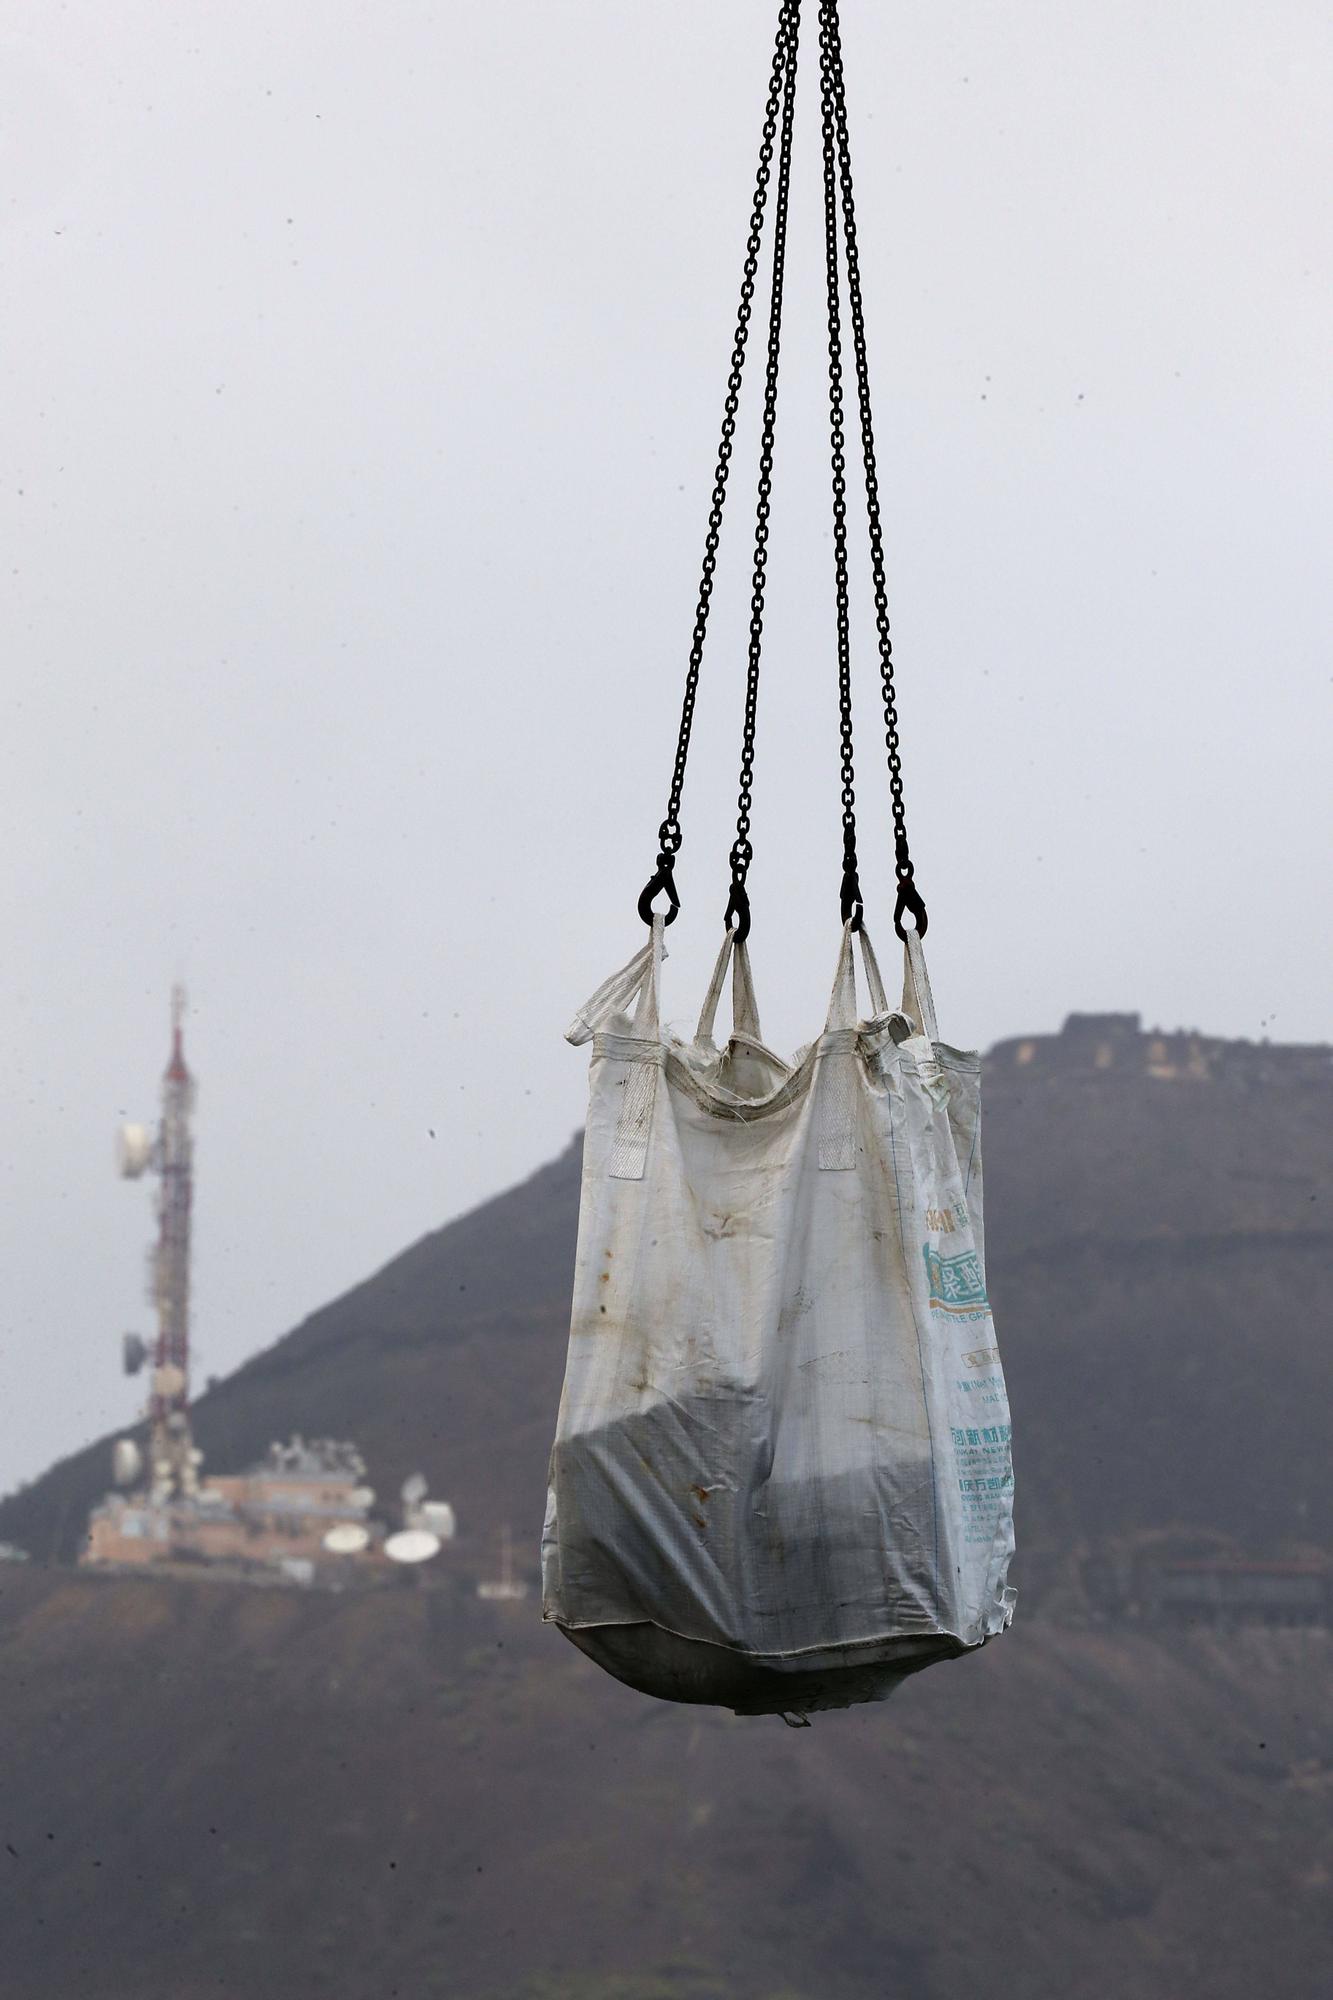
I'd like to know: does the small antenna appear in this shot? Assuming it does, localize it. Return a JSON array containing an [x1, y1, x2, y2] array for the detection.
[[477, 1523, 528, 1601]]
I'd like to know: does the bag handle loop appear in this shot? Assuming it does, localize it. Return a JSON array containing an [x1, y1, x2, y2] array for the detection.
[[566, 921, 667, 1048], [900, 929, 939, 1044], [696, 930, 764, 1048], [825, 919, 891, 1032]]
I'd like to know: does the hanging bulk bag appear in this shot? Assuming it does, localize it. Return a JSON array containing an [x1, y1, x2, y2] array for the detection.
[[544, 0, 1016, 1715], [542, 921, 1014, 1716]]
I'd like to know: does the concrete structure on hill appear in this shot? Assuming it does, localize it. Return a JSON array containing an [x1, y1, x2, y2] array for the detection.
[[84, 1435, 461, 1587], [992, 1014, 1331, 1086], [1141, 1558, 1329, 1627], [1081, 1533, 1330, 1627], [84, 1436, 387, 1584]]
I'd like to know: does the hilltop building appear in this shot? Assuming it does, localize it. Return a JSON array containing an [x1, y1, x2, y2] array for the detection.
[[84, 1437, 386, 1586], [991, 1014, 1330, 1086]]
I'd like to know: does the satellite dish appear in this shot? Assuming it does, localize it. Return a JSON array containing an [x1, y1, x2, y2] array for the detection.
[[118, 1123, 152, 1179], [153, 1364, 186, 1401], [401, 1472, 428, 1508], [418, 1501, 456, 1541], [112, 1439, 143, 1488], [122, 1333, 149, 1376], [323, 1523, 371, 1556], [349, 1486, 375, 1511], [383, 1529, 440, 1565]]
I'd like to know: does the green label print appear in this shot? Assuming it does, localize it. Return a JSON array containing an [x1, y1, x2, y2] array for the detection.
[[923, 1243, 989, 1315]]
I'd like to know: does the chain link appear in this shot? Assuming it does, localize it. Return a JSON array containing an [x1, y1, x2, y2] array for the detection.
[[641, 2, 800, 928], [821, 0, 926, 937], [641, 0, 928, 940], [725, 0, 801, 942], [817, 2, 861, 931]]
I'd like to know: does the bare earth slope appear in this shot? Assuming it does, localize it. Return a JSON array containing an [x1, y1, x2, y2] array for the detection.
[[0, 1566, 1328, 2000]]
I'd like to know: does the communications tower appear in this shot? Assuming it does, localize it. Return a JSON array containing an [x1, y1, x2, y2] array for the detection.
[[117, 985, 202, 1501]]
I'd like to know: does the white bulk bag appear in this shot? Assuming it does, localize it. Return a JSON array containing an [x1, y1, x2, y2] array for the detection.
[[542, 917, 1015, 1717]]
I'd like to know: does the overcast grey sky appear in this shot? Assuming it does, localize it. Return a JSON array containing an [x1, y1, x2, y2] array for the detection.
[[2, 0, 1328, 1497]]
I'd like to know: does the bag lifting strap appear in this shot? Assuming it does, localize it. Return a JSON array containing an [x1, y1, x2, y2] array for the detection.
[[637, 0, 929, 947]]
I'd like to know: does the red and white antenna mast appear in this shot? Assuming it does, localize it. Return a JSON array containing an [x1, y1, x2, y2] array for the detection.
[[153, 985, 195, 1439], [117, 986, 201, 1499]]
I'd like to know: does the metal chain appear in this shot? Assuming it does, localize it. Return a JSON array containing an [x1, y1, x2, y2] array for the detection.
[[817, 1, 861, 933], [725, 0, 801, 945], [822, 0, 927, 937], [640, 0, 929, 941], [639, 0, 801, 929]]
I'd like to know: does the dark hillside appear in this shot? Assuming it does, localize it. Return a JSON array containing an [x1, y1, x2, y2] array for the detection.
[[1, 1019, 1329, 2000], [0, 1566, 1328, 2000]]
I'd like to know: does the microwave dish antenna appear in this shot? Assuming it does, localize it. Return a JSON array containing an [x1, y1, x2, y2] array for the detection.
[[384, 1529, 440, 1565], [323, 1523, 371, 1556]]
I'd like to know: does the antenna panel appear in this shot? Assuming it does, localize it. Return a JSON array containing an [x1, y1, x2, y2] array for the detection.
[[118, 1124, 153, 1179]]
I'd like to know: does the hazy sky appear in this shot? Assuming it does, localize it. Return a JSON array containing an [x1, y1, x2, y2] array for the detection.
[[2, 1, 1328, 1497]]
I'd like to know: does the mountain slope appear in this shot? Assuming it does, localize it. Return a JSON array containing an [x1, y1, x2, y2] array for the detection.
[[0, 1565, 1328, 2000], [1, 1022, 1329, 2000], [2, 1027, 1327, 1573]]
